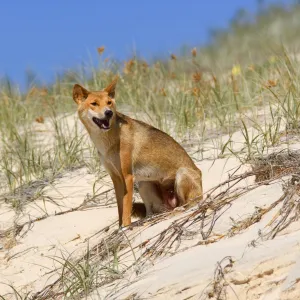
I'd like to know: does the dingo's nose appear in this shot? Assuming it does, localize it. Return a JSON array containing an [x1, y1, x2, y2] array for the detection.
[[105, 110, 113, 119]]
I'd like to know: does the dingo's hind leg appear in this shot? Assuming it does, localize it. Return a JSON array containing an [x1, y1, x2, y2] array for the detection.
[[175, 167, 203, 206]]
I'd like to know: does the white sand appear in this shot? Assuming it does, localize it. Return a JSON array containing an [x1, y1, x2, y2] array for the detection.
[[1, 113, 300, 299]]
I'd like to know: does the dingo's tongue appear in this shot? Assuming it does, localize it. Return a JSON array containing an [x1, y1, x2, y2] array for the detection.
[[101, 119, 110, 129], [92, 117, 110, 130]]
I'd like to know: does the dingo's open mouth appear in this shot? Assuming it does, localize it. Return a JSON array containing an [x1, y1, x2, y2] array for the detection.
[[92, 117, 110, 130]]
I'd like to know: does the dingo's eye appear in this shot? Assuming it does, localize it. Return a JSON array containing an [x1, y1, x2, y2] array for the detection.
[[107, 100, 112, 105], [91, 102, 97, 106]]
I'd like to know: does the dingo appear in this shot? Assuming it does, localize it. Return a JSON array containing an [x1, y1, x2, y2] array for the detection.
[[73, 77, 203, 227]]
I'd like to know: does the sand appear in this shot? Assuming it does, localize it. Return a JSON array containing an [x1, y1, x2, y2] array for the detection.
[[1, 112, 300, 300]]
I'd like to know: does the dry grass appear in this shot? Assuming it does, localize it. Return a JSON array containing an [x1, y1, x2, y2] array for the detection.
[[199, 256, 235, 300], [263, 175, 300, 239], [252, 149, 300, 182]]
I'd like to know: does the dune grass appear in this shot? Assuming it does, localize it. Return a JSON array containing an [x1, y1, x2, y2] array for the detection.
[[2, 42, 300, 196]]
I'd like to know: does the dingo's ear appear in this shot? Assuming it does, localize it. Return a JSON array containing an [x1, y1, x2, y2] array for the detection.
[[73, 84, 90, 104], [104, 76, 118, 99]]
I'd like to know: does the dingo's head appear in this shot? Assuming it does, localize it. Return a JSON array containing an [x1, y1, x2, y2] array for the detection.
[[73, 77, 118, 132]]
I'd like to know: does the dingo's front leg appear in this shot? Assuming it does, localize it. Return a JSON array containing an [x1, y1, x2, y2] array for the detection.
[[122, 174, 133, 227], [111, 176, 126, 227]]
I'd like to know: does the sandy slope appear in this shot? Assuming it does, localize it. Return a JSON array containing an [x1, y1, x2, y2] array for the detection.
[[1, 113, 300, 299]]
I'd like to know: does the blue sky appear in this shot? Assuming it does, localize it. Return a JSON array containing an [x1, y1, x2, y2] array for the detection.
[[0, 0, 291, 88]]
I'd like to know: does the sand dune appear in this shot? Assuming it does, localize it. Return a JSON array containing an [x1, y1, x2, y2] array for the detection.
[[1, 113, 300, 300]]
